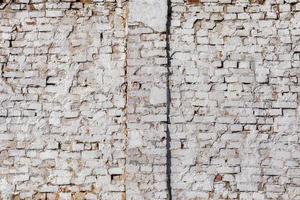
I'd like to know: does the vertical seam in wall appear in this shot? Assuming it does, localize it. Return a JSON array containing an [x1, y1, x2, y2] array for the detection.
[[123, 1, 129, 199], [166, 0, 172, 199]]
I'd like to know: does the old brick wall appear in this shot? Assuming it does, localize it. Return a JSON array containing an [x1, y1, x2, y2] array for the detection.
[[0, 0, 127, 199], [126, 0, 169, 199], [0, 0, 299, 199], [169, 0, 300, 199]]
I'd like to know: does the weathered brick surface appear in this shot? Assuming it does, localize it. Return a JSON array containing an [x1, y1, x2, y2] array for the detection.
[[170, 0, 300, 199], [0, 0, 299, 199], [0, 0, 127, 199], [126, 1, 168, 199]]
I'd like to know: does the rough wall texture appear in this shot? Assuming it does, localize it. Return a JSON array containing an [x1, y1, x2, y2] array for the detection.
[[0, 0, 127, 199], [0, 0, 299, 199], [126, 0, 168, 199], [170, 0, 300, 199]]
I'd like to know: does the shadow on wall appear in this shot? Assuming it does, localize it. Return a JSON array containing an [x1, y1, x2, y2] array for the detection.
[[251, 0, 266, 4]]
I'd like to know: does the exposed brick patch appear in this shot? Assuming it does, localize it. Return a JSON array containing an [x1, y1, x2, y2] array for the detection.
[[27, 4, 35, 11], [187, 0, 200, 4], [80, 0, 92, 4], [214, 174, 223, 182], [251, 0, 265, 4]]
